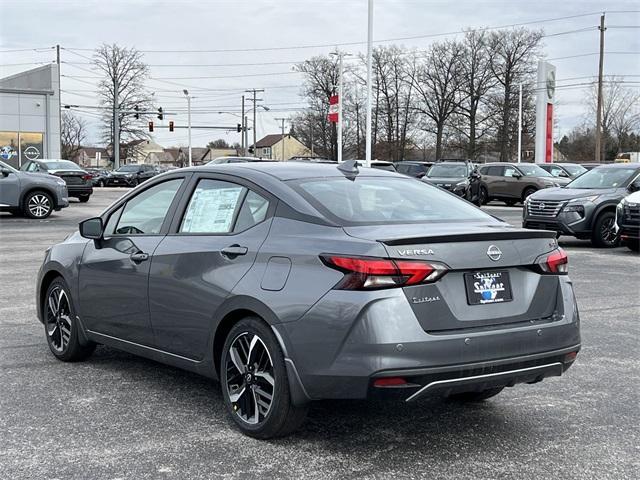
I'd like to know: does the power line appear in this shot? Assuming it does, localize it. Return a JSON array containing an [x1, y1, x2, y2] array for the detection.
[[548, 51, 639, 60]]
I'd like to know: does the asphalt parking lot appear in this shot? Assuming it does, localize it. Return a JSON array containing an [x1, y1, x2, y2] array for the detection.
[[1, 188, 638, 480]]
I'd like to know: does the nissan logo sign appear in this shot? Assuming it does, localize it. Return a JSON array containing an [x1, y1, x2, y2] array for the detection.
[[487, 245, 502, 261]]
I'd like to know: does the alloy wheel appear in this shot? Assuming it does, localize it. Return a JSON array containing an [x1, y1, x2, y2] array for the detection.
[[28, 194, 51, 218], [225, 332, 275, 425], [45, 286, 72, 353], [600, 217, 617, 245]]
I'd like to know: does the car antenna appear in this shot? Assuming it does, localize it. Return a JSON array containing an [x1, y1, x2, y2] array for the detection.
[[337, 160, 360, 176]]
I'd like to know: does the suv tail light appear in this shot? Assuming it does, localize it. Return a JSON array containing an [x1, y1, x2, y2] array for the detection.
[[82, 174, 92, 181], [321, 255, 448, 290], [536, 248, 568, 274]]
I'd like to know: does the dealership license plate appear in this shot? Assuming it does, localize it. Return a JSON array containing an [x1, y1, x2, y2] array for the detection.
[[464, 270, 513, 305]]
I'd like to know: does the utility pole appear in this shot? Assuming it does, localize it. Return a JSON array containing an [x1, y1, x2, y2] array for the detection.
[[241, 95, 246, 155], [244, 115, 249, 154], [246, 89, 264, 157], [595, 13, 606, 163], [56, 45, 61, 160], [310, 125, 314, 157], [275, 118, 286, 161], [330, 49, 351, 163], [517, 82, 523, 163], [365, 0, 373, 167], [113, 76, 120, 169], [183, 90, 192, 167]]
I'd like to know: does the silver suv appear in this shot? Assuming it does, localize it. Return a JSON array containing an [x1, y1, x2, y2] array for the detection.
[[0, 160, 69, 219]]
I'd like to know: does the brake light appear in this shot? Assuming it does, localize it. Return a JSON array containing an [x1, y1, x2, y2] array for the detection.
[[82, 174, 92, 181], [321, 255, 448, 290], [537, 248, 568, 274]]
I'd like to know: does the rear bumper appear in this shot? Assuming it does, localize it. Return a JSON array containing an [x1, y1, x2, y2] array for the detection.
[[105, 177, 135, 186], [66, 185, 93, 196]]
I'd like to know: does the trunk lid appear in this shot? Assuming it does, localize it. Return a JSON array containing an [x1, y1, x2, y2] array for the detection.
[[343, 222, 563, 333]]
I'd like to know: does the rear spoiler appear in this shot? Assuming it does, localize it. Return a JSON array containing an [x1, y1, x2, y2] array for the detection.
[[381, 230, 556, 246]]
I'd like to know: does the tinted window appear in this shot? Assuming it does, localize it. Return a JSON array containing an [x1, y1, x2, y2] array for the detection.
[[562, 164, 587, 176], [42, 160, 80, 170], [114, 179, 183, 235], [427, 164, 468, 177], [117, 165, 140, 172], [566, 167, 639, 189], [233, 190, 270, 232], [396, 164, 410, 174], [479, 166, 490, 175], [180, 180, 245, 233], [293, 177, 494, 225], [486, 166, 503, 176], [517, 164, 552, 177]]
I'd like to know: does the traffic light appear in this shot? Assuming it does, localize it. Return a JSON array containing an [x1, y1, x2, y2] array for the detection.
[[169, 121, 174, 132], [237, 123, 242, 133], [148, 121, 154, 132], [157, 107, 163, 120], [248, 146, 254, 154], [134, 105, 140, 120]]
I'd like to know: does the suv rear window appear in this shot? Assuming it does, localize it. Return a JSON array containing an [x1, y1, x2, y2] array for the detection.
[[292, 177, 493, 225]]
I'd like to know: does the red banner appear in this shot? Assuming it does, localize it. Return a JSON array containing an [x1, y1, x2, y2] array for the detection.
[[327, 95, 339, 123], [545, 103, 553, 163]]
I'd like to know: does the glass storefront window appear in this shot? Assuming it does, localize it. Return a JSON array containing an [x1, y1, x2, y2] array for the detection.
[[0, 131, 20, 168], [0, 131, 44, 167]]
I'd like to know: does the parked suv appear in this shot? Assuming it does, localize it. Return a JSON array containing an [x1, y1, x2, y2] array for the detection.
[[616, 191, 640, 252], [21, 159, 93, 202], [0, 159, 69, 218], [423, 160, 477, 198], [105, 164, 157, 186], [396, 161, 433, 178], [523, 164, 640, 247], [478, 162, 570, 206], [539, 163, 587, 179]]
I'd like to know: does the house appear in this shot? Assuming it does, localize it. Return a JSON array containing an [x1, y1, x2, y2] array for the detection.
[[162, 147, 216, 167], [74, 146, 110, 168], [254, 134, 310, 161], [123, 139, 165, 164]]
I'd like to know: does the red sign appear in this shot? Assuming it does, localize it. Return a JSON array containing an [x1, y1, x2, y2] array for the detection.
[[327, 95, 339, 123], [545, 103, 553, 163]]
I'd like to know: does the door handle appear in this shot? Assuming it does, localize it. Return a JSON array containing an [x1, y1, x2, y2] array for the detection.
[[130, 252, 149, 263], [221, 245, 248, 258]]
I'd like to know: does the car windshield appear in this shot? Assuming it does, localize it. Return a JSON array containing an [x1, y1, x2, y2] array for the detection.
[[517, 164, 552, 177], [0, 159, 18, 173], [44, 160, 82, 170], [562, 164, 587, 176], [117, 165, 140, 172], [292, 176, 493, 225], [427, 164, 468, 177], [566, 167, 638, 189]]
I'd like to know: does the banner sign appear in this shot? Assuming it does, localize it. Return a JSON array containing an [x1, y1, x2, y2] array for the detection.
[[535, 61, 556, 164], [327, 95, 339, 123]]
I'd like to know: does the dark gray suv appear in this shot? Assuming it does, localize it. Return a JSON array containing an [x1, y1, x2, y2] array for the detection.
[[523, 164, 640, 247], [36, 162, 580, 438]]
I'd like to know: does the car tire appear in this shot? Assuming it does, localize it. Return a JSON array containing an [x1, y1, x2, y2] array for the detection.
[[522, 187, 537, 201], [447, 387, 504, 402], [44, 277, 96, 362], [221, 317, 308, 439], [23, 190, 53, 219], [591, 211, 619, 248], [78, 195, 90, 203], [505, 199, 518, 207], [478, 186, 489, 206], [98, 180, 105, 187]]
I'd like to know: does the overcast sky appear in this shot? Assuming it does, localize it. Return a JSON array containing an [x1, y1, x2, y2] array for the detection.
[[1, 0, 638, 149]]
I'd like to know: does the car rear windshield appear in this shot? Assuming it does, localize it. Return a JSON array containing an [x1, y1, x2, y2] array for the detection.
[[44, 160, 82, 170], [566, 167, 639, 189], [291, 176, 494, 225], [117, 165, 140, 172], [562, 164, 587, 176], [427, 164, 468, 177], [517, 164, 552, 177]]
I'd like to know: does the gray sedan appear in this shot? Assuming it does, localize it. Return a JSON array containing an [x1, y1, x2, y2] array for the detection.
[[0, 160, 69, 218], [36, 161, 580, 438]]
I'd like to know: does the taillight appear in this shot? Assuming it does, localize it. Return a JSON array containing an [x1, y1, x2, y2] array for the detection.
[[321, 255, 448, 290], [82, 174, 92, 181], [536, 248, 568, 274]]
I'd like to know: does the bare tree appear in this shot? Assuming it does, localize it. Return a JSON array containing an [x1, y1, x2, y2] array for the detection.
[[489, 28, 543, 161], [60, 111, 87, 161], [93, 44, 153, 163], [411, 40, 464, 159]]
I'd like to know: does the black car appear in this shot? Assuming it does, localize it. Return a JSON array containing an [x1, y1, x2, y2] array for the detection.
[[539, 163, 587, 179], [523, 164, 640, 247], [105, 164, 158, 187], [21, 159, 93, 202], [395, 161, 433, 178], [422, 160, 479, 201], [85, 168, 110, 187]]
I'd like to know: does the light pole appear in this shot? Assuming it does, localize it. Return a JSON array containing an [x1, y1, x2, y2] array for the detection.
[[183, 89, 192, 167], [330, 49, 351, 163], [517, 83, 523, 163], [365, 0, 373, 167], [275, 117, 286, 161]]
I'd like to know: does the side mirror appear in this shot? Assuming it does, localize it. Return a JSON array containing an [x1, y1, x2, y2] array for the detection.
[[79, 217, 104, 240], [629, 180, 640, 193], [512, 172, 522, 179], [1, 167, 11, 177]]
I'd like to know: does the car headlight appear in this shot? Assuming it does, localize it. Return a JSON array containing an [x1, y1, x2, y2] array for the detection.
[[454, 180, 469, 189], [55, 178, 66, 186]]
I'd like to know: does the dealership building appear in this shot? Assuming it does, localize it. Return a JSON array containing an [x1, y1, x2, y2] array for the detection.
[[0, 64, 61, 168]]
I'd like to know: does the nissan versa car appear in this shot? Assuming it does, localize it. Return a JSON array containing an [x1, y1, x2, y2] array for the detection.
[[0, 159, 69, 218], [21, 159, 93, 202], [524, 164, 640, 247], [37, 162, 580, 438], [478, 162, 570, 206]]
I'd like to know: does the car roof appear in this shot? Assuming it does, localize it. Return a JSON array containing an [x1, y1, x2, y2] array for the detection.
[[191, 161, 402, 181], [590, 163, 640, 169]]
